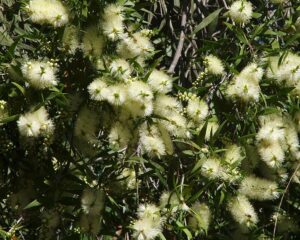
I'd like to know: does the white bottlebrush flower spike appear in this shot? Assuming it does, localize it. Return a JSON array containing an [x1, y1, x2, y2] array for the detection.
[[228, 195, 258, 227], [74, 107, 97, 138], [80, 188, 104, 235], [108, 122, 131, 149], [186, 98, 209, 123], [284, 119, 300, 156], [81, 188, 95, 203], [240, 63, 264, 83], [139, 124, 166, 158], [147, 69, 173, 94], [117, 32, 154, 60], [188, 202, 211, 232], [159, 113, 188, 138], [266, 53, 300, 88], [228, 0, 253, 24], [132, 217, 163, 240], [226, 63, 263, 102], [79, 214, 100, 235], [137, 204, 160, 220], [74, 106, 100, 147], [154, 95, 182, 118], [105, 84, 127, 105], [201, 158, 222, 180], [119, 168, 137, 190], [124, 100, 154, 117], [224, 144, 243, 165], [0, 100, 8, 125], [81, 188, 104, 215], [256, 124, 285, 144], [73, 105, 101, 156], [139, 131, 166, 158], [158, 124, 174, 155], [258, 141, 285, 168], [17, 107, 54, 137], [109, 58, 132, 80], [159, 191, 180, 211], [132, 203, 164, 240], [21, 60, 58, 89], [159, 191, 188, 212], [201, 156, 240, 182], [62, 25, 80, 54], [82, 26, 105, 57], [26, 0, 69, 27], [255, 113, 298, 168], [102, 4, 124, 41], [238, 175, 280, 200], [127, 81, 153, 103], [204, 55, 225, 75], [88, 77, 109, 101], [42, 210, 60, 229]]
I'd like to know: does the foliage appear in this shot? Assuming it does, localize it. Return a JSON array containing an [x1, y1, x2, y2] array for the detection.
[[1, 0, 300, 239]]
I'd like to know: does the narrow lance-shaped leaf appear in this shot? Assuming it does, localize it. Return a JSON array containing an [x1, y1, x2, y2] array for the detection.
[[193, 8, 222, 34]]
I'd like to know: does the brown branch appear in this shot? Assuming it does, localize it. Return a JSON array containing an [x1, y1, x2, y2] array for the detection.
[[167, 3, 188, 74], [272, 162, 300, 239]]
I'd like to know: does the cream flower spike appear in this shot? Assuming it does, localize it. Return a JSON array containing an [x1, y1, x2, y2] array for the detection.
[[26, 0, 69, 27], [228, 0, 253, 24], [21, 60, 58, 89], [204, 55, 225, 75], [17, 107, 54, 137]]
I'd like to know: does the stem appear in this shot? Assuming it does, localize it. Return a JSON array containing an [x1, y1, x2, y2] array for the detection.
[[168, 2, 188, 74], [272, 162, 300, 239]]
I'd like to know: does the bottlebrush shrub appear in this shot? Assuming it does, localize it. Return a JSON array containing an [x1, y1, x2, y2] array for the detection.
[[0, 0, 190, 239], [1, 0, 300, 240]]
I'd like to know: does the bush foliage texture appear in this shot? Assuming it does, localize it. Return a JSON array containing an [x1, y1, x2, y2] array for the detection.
[[1, 0, 300, 239]]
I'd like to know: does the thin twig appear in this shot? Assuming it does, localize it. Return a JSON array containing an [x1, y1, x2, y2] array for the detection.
[[272, 162, 300, 239], [168, 2, 188, 74]]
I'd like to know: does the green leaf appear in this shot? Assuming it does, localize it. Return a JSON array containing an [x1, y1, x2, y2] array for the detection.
[[0, 27, 13, 46], [182, 150, 195, 156], [190, 159, 204, 175], [81, 0, 89, 18], [223, 21, 233, 30], [218, 191, 225, 205], [196, 120, 208, 146], [5, 35, 23, 61], [158, 232, 167, 240], [260, 107, 280, 115], [0, 114, 19, 124], [264, 29, 286, 36], [11, 82, 25, 95], [235, 28, 248, 45], [193, 8, 222, 34], [176, 221, 193, 239], [252, 12, 262, 18], [210, 120, 227, 145], [107, 195, 120, 208], [272, 40, 280, 49], [252, 23, 267, 37], [187, 182, 211, 203], [149, 160, 165, 172], [24, 199, 41, 209]]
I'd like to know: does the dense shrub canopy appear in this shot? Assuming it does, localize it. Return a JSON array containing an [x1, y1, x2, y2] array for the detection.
[[1, 0, 300, 239]]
